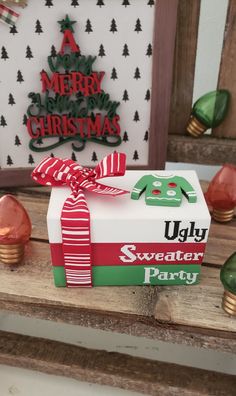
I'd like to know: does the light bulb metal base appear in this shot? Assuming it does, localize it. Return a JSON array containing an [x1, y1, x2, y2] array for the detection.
[[186, 116, 207, 137], [0, 243, 24, 265], [222, 290, 236, 316], [212, 208, 234, 223]]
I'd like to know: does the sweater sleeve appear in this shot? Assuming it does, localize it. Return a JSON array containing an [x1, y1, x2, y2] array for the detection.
[[177, 176, 197, 203], [131, 175, 148, 200]]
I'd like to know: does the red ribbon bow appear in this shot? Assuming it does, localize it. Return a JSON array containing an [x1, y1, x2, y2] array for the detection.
[[32, 153, 129, 287]]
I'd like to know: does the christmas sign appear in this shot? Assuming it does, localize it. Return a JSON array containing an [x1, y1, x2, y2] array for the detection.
[[0, 0, 177, 179], [26, 15, 122, 153]]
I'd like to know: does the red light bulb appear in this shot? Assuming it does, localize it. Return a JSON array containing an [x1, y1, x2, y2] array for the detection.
[[0, 195, 31, 264], [205, 164, 236, 222]]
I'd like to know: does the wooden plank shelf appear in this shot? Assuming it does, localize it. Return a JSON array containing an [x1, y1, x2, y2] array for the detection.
[[0, 186, 235, 358], [167, 134, 236, 165], [0, 330, 235, 396]]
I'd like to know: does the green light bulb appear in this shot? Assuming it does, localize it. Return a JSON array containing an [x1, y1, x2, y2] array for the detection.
[[187, 90, 230, 137], [220, 252, 236, 316]]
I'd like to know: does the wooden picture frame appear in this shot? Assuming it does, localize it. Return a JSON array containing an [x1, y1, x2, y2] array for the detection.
[[0, 0, 178, 187]]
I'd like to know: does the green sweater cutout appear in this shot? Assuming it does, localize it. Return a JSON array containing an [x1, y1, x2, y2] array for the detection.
[[131, 175, 197, 207]]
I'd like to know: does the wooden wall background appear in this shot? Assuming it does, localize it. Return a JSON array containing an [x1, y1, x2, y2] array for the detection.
[[168, 0, 236, 166]]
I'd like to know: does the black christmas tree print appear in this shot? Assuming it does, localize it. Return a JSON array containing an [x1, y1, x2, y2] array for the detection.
[[91, 151, 98, 161], [51, 45, 57, 58], [144, 130, 148, 141], [71, 152, 77, 161], [17, 70, 24, 83], [26, 15, 122, 154], [0, 115, 7, 127], [110, 19, 117, 33], [97, 0, 105, 6], [147, 0, 155, 6], [111, 67, 118, 80], [26, 45, 33, 59], [122, 0, 130, 6], [134, 67, 141, 80], [71, 0, 79, 6], [146, 43, 152, 57], [8, 94, 15, 106], [1, 46, 9, 60], [145, 89, 150, 101], [98, 44, 106, 57], [50, 152, 54, 157], [45, 0, 53, 7], [122, 90, 129, 101], [135, 19, 142, 33], [7, 155, 13, 166], [123, 131, 129, 142], [122, 44, 129, 57], [15, 135, 21, 146], [9, 25, 18, 35], [133, 150, 139, 161], [133, 111, 140, 122], [35, 20, 43, 34], [28, 154, 35, 165], [23, 114, 28, 125], [85, 19, 93, 33]]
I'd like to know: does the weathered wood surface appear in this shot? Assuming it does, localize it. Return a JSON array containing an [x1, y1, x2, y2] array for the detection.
[[0, 331, 235, 396], [213, 0, 236, 138], [167, 134, 236, 165], [168, 0, 200, 136], [0, 186, 236, 354], [0, 168, 35, 188], [1, 242, 236, 353], [149, 0, 178, 169]]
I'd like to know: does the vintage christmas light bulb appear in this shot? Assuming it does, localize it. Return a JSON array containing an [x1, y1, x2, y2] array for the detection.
[[220, 253, 236, 316], [205, 164, 236, 223], [187, 90, 230, 137], [0, 195, 31, 265]]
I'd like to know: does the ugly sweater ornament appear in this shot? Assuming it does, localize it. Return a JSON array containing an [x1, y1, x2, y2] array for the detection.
[[131, 174, 197, 207]]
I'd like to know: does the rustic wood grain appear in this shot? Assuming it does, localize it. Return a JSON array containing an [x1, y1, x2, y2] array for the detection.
[[1, 187, 236, 354], [0, 240, 236, 353], [0, 331, 235, 396], [213, 0, 236, 138], [167, 134, 236, 165], [149, 0, 178, 169], [168, 0, 200, 135], [2, 299, 236, 355], [0, 168, 36, 188]]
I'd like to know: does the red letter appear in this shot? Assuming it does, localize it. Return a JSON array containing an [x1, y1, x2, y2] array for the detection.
[[111, 115, 121, 135], [60, 30, 79, 55], [101, 116, 113, 135], [71, 72, 85, 95], [40, 116, 53, 136], [87, 114, 101, 137], [51, 115, 63, 135], [27, 117, 40, 138], [67, 117, 77, 136], [41, 71, 60, 93], [84, 76, 95, 96], [59, 74, 73, 95], [92, 72, 105, 93]]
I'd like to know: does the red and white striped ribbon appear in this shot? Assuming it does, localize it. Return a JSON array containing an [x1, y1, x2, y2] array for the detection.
[[32, 153, 128, 287], [0, 3, 19, 25]]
